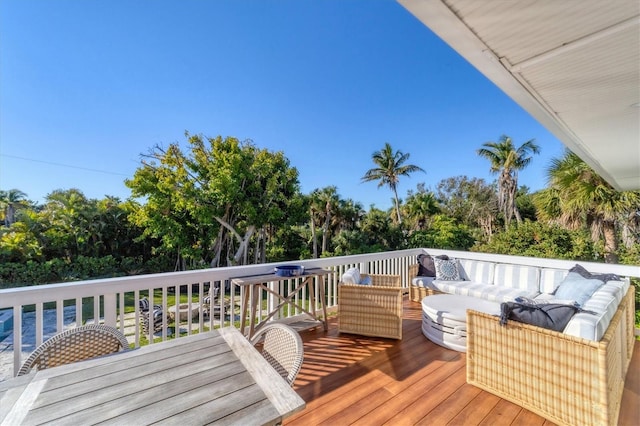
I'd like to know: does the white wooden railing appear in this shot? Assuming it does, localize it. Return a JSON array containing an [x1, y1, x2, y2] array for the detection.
[[1, 248, 638, 380], [0, 249, 420, 379]]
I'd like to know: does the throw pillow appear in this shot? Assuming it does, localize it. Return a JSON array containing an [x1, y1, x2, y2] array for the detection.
[[434, 257, 461, 281], [341, 268, 361, 284], [416, 253, 436, 277], [360, 275, 372, 285], [499, 302, 581, 332], [553, 271, 604, 306], [568, 264, 620, 283]]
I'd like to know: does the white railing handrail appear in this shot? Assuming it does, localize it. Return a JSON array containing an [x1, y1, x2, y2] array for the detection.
[[0, 248, 422, 309]]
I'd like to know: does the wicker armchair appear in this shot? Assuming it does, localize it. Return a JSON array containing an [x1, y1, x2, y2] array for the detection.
[[18, 324, 130, 376], [250, 323, 304, 386], [338, 272, 403, 339]]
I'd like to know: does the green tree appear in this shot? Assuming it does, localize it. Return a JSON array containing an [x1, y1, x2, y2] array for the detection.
[[0, 189, 29, 227], [534, 150, 640, 263], [126, 133, 300, 269], [477, 135, 540, 227], [436, 176, 498, 240], [362, 143, 425, 224], [472, 220, 594, 260], [408, 214, 475, 250], [402, 184, 440, 231]]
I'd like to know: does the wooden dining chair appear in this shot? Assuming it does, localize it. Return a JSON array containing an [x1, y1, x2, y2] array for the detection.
[[250, 323, 304, 386], [18, 324, 130, 376]]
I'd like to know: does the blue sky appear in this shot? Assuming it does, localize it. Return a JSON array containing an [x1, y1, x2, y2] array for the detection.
[[0, 0, 565, 210]]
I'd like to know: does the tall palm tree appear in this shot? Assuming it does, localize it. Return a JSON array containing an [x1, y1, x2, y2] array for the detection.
[[477, 135, 540, 227], [362, 143, 425, 224], [0, 189, 28, 227], [534, 150, 640, 263]]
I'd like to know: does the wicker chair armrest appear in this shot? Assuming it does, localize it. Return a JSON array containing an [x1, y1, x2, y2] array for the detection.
[[408, 263, 419, 278], [363, 274, 401, 288]]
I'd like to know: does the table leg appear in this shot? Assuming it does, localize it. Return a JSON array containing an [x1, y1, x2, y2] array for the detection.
[[306, 276, 316, 323], [248, 284, 259, 339], [240, 286, 249, 336], [318, 276, 328, 331]]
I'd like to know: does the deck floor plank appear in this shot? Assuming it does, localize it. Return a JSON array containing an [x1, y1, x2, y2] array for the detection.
[[285, 297, 639, 426]]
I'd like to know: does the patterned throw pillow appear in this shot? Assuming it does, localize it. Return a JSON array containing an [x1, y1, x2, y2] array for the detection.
[[434, 258, 461, 281]]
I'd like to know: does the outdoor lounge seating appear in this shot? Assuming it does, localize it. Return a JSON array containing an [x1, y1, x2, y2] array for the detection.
[[18, 324, 130, 375], [338, 268, 403, 339], [201, 285, 232, 318], [408, 253, 635, 426], [139, 297, 164, 334], [250, 322, 304, 386]]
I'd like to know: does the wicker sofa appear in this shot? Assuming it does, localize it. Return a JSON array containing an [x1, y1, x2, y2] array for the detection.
[[408, 255, 635, 426], [338, 270, 403, 339]]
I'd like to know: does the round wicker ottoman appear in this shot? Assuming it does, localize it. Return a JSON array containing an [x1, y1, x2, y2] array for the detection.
[[421, 294, 501, 352]]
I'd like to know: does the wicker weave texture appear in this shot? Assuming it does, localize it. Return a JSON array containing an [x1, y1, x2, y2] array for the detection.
[[467, 286, 635, 426], [408, 263, 444, 302], [18, 324, 130, 376], [251, 323, 304, 386], [338, 274, 403, 339]]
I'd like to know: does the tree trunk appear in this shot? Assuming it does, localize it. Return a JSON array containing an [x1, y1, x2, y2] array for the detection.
[[602, 220, 619, 263], [310, 209, 318, 259], [392, 186, 402, 224]]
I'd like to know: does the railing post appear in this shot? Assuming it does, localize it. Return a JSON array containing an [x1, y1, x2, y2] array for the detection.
[[104, 294, 117, 327]]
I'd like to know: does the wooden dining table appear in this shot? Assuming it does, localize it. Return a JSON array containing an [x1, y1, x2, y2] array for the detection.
[[0, 327, 305, 425]]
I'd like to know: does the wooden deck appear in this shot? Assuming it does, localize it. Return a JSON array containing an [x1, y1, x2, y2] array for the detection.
[[285, 297, 640, 426]]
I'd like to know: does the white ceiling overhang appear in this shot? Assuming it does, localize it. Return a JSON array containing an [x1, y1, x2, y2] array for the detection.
[[399, 0, 640, 190]]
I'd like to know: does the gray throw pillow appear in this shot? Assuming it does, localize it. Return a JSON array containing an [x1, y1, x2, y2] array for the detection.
[[499, 302, 581, 332], [416, 253, 436, 277], [568, 264, 620, 283]]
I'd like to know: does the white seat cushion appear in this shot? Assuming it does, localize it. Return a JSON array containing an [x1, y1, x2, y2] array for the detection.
[[563, 280, 629, 340], [432, 280, 537, 303]]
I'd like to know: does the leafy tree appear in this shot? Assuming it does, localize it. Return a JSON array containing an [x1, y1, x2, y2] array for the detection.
[[477, 135, 540, 227], [0, 189, 29, 227], [126, 134, 300, 269], [472, 220, 594, 260], [362, 142, 425, 224], [534, 150, 640, 263], [436, 176, 498, 240], [402, 184, 440, 231], [408, 214, 474, 250]]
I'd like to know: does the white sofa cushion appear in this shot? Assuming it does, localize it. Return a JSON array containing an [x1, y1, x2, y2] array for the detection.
[[431, 280, 536, 303], [458, 259, 495, 284], [563, 280, 629, 340], [412, 276, 436, 288], [539, 268, 568, 294], [494, 264, 540, 293]]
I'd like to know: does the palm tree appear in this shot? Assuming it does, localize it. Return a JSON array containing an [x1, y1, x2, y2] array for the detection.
[[477, 135, 540, 227], [0, 189, 28, 227], [402, 190, 440, 231], [362, 143, 425, 224], [534, 150, 640, 263]]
